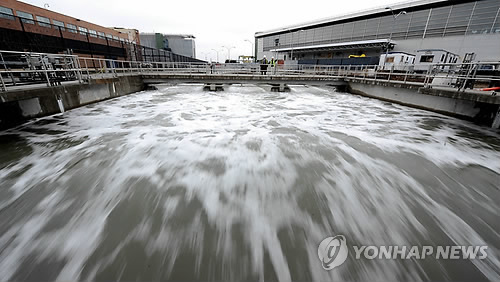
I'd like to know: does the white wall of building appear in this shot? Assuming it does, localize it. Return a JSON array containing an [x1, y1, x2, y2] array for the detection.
[[166, 36, 196, 58], [394, 34, 500, 62]]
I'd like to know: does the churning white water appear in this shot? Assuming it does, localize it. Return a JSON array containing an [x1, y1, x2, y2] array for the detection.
[[0, 84, 499, 281]]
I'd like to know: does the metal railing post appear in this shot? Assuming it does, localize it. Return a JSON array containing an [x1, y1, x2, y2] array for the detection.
[[73, 55, 82, 83], [0, 52, 16, 86], [40, 58, 51, 87], [0, 73, 6, 91], [424, 65, 432, 88], [84, 59, 89, 79], [98, 59, 103, 78]]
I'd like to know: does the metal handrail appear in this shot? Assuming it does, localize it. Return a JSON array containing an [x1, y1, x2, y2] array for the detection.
[[1, 50, 499, 93]]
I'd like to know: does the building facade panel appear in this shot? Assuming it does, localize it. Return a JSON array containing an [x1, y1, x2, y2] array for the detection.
[[0, 0, 129, 41], [255, 0, 500, 62]]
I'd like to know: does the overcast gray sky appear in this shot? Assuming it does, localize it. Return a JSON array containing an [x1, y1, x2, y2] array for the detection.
[[22, 0, 406, 61]]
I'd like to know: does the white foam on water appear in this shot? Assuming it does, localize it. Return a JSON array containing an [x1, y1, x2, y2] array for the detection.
[[0, 85, 499, 281]]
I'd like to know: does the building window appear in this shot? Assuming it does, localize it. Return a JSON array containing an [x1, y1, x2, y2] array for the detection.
[[445, 2, 474, 36], [78, 26, 88, 35], [385, 57, 395, 63], [467, 0, 500, 35], [0, 6, 14, 20], [113, 35, 119, 40], [36, 15, 51, 28], [98, 31, 105, 39], [66, 23, 77, 33], [16, 11, 34, 24], [52, 19, 65, 31], [425, 6, 451, 38], [407, 10, 429, 38], [89, 29, 97, 37], [106, 34, 113, 39], [420, 55, 434, 63]]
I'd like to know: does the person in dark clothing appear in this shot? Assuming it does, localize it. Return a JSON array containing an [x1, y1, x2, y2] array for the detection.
[[210, 62, 215, 74], [260, 55, 269, 75]]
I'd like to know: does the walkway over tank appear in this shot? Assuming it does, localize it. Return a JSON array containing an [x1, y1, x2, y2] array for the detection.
[[140, 73, 347, 86]]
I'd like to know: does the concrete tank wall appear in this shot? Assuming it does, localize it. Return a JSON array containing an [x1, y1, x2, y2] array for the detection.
[[0, 75, 144, 130], [347, 80, 500, 129]]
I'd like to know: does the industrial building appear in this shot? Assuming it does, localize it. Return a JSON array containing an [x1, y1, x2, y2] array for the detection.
[[0, 0, 201, 63], [0, 0, 132, 59], [140, 33, 196, 58], [254, 0, 500, 65], [111, 27, 141, 45]]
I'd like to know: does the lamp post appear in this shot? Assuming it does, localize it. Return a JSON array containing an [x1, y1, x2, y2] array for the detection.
[[211, 49, 221, 63], [222, 46, 235, 62], [244, 39, 254, 62], [201, 52, 209, 62], [383, 7, 407, 69]]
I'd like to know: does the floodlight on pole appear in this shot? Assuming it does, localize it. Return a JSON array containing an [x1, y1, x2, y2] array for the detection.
[[244, 39, 254, 61], [222, 46, 235, 62], [383, 7, 407, 69], [211, 49, 221, 63]]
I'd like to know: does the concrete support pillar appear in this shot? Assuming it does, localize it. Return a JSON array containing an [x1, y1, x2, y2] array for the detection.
[[203, 83, 224, 91], [270, 84, 290, 92]]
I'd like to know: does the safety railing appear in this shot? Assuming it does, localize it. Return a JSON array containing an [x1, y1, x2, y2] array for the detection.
[[1, 50, 499, 93], [0, 50, 82, 91]]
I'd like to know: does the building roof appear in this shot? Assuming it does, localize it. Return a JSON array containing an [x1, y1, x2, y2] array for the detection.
[[139, 33, 195, 39], [111, 27, 139, 32], [384, 51, 416, 56], [164, 34, 196, 39], [255, 0, 452, 37], [417, 49, 459, 56], [270, 39, 392, 52]]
